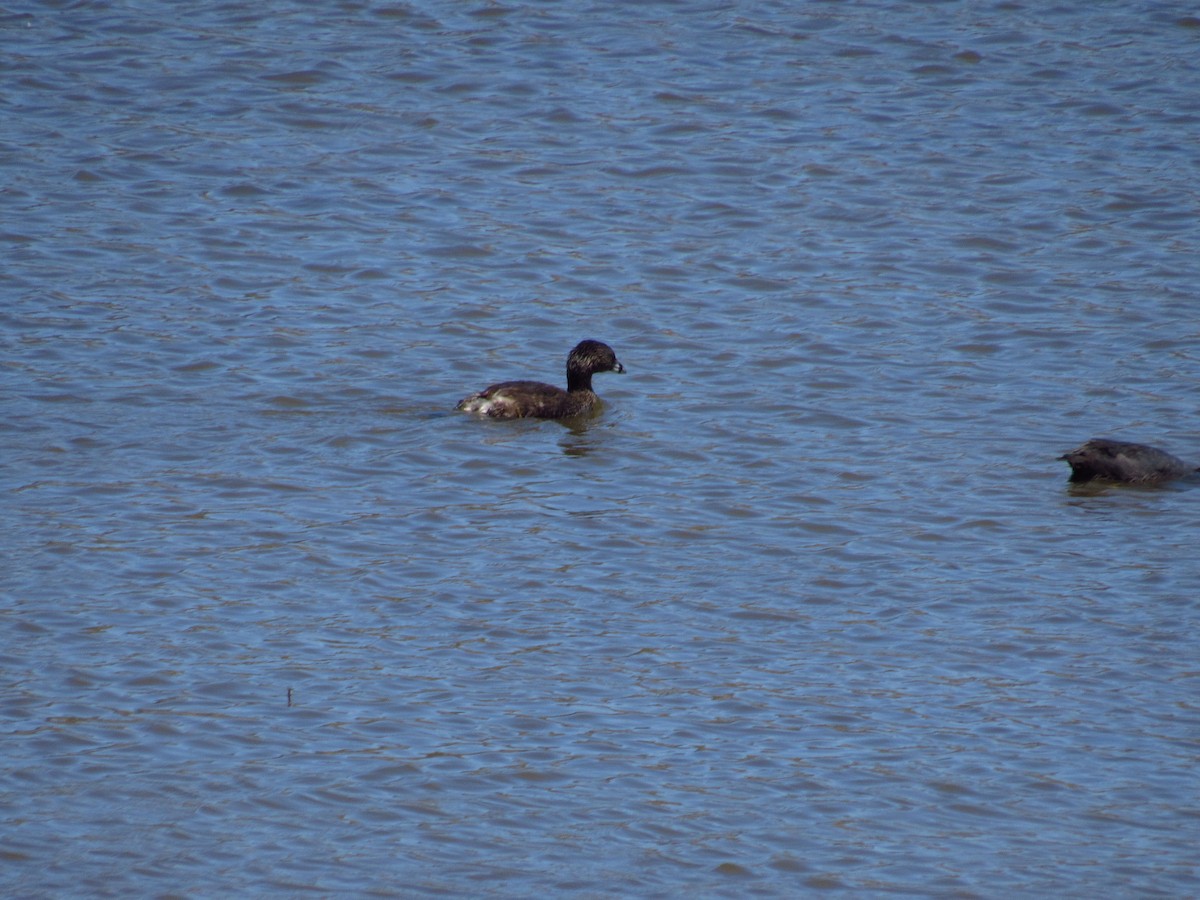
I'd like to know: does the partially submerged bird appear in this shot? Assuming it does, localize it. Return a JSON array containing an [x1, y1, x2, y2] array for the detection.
[[1059, 438, 1197, 484], [456, 339, 625, 420]]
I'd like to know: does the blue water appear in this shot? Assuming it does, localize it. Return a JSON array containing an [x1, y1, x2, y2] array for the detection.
[[4, 1, 1199, 896]]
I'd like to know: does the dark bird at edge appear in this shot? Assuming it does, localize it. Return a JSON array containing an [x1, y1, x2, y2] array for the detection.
[[1059, 438, 1197, 484]]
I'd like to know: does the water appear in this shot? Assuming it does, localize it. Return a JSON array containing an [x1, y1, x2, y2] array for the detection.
[[4, 1, 1200, 895]]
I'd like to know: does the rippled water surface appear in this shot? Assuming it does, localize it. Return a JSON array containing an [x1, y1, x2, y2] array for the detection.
[[5, 1, 1200, 896]]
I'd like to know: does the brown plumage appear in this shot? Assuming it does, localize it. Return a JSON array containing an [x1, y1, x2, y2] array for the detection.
[[1059, 438, 1197, 484], [457, 340, 625, 420]]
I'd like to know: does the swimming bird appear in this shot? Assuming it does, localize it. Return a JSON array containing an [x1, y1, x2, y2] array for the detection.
[[1059, 438, 1197, 483], [456, 339, 625, 420]]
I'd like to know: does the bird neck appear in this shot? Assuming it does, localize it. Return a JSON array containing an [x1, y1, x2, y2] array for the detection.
[[566, 369, 593, 393]]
